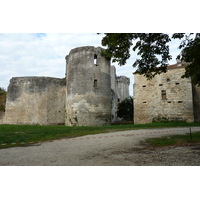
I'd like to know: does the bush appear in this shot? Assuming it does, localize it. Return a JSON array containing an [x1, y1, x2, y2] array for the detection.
[[0, 87, 6, 112], [117, 96, 133, 121]]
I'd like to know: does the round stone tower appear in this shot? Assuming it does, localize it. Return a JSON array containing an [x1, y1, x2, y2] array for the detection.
[[65, 46, 111, 126]]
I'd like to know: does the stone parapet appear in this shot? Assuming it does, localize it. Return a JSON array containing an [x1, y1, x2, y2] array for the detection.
[[4, 77, 66, 125]]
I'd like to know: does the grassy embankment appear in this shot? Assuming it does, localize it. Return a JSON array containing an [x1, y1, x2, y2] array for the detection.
[[1, 122, 200, 148]]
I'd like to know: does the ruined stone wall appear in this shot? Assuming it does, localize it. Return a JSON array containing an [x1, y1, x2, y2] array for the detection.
[[3, 46, 130, 126], [111, 65, 117, 94], [110, 65, 118, 122], [134, 66, 194, 124], [116, 76, 130, 102], [46, 78, 66, 125], [4, 77, 66, 125], [65, 46, 111, 126]]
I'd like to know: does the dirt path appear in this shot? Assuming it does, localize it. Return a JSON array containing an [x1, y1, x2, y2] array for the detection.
[[1, 127, 200, 166]]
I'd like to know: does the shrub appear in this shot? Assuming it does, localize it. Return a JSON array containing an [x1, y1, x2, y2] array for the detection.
[[117, 96, 133, 121]]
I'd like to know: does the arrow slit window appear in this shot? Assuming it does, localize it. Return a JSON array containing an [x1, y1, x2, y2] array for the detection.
[[161, 90, 167, 99], [94, 79, 97, 88], [94, 54, 97, 66]]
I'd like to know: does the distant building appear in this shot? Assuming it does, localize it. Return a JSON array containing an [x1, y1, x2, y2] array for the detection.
[[110, 66, 130, 122], [134, 61, 200, 124]]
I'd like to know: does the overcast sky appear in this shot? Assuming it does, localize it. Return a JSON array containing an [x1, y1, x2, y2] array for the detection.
[[0, 33, 182, 95]]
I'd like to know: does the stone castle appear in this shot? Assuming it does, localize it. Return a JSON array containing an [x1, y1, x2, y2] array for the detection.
[[2, 45, 198, 126], [0, 46, 130, 126], [134, 61, 200, 124]]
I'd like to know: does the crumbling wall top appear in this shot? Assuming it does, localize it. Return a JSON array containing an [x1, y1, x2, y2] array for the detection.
[[69, 46, 104, 55], [116, 76, 130, 85]]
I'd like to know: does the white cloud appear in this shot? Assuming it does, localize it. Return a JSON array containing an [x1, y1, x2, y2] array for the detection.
[[0, 33, 135, 95], [0, 33, 182, 96], [0, 33, 105, 89]]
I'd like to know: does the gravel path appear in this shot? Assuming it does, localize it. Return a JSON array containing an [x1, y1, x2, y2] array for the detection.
[[1, 127, 200, 166]]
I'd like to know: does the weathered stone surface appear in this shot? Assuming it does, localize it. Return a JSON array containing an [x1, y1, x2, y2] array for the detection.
[[110, 65, 118, 122], [134, 64, 196, 124], [4, 77, 66, 125], [2, 46, 130, 126], [65, 46, 112, 126], [116, 76, 130, 102]]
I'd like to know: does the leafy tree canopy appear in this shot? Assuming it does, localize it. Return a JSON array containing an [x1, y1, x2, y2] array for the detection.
[[0, 87, 6, 112], [101, 33, 200, 85], [117, 96, 133, 121], [0, 87, 6, 95]]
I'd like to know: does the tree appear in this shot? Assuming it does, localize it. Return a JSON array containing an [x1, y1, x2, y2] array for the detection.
[[117, 96, 133, 121], [0, 87, 6, 94], [0, 87, 6, 112], [101, 33, 200, 85]]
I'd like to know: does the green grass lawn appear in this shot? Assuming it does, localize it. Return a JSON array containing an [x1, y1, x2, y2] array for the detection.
[[1, 122, 200, 148], [146, 131, 200, 147]]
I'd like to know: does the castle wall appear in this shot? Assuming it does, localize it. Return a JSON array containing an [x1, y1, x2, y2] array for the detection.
[[116, 76, 130, 102], [110, 65, 118, 122], [134, 66, 194, 124], [65, 46, 111, 126], [46, 79, 66, 125], [3, 46, 130, 126], [4, 77, 66, 125], [111, 65, 117, 93]]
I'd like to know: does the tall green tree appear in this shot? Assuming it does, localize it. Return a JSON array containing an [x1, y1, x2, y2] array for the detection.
[[117, 97, 133, 121], [101, 33, 200, 85]]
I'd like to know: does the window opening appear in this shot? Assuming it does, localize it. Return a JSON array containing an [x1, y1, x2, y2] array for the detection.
[[94, 54, 97, 66], [142, 85, 146, 87], [166, 78, 170, 82], [161, 90, 167, 99], [178, 101, 183, 103], [94, 79, 97, 88], [159, 84, 163, 86], [176, 83, 180, 85]]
